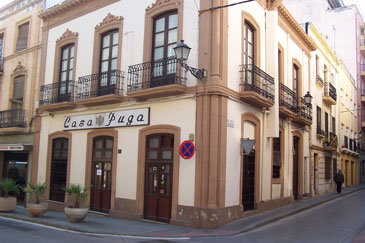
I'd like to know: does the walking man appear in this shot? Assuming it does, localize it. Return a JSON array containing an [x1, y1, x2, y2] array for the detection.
[[334, 170, 345, 194]]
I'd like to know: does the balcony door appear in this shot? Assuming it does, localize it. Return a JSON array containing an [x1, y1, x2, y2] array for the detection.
[[99, 30, 118, 96], [151, 11, 177, 87], [59, 44, 74, 102], [243, 22, 254, 85]]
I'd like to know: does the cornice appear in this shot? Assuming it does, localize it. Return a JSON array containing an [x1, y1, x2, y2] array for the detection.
[[277, 4, 317, 52], [308, 23, 340, 68], [39, 0, 88, 20]]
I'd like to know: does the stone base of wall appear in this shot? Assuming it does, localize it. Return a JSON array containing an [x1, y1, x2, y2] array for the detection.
[[256, 197, 291, 212], [170, 204, 244, 229], [109, 197, 141, 220], [46, 200, 65, 211]]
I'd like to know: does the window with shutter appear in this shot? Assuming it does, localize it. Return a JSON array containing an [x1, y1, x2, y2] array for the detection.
[[12, 75, 25, 105], [15, 22, 29, 52]]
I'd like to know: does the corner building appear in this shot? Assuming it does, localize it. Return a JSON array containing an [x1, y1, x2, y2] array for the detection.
[[36, 0, 315, 228]]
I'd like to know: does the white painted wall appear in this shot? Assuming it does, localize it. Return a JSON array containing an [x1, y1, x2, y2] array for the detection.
[[38, 98, 197, 206], [44, 0, 200, 88]]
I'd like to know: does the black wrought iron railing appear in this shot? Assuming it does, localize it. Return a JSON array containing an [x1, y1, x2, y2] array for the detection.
[[279, 83, 297, 113], [0, 109, 26, 128], [324, 132, 338, 148], [39, 80, 76, 106], [127, 57, 187, 92], [77, 70, 124, 100], [240, 64, 275, 102], [324, 82, 337, 101], [316, 75, 323, 85], [317, 128, 325, 136], [297, 97, 312, 121]]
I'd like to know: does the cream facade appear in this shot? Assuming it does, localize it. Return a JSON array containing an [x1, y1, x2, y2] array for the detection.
[[307, 23, 341, 196], [0, 0, 43, 202], [34, 0, 323, 229]]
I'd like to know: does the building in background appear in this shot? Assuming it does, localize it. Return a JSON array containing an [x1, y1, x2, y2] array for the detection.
[[0, 0, 43, 202], [284, 0, 364, 184]]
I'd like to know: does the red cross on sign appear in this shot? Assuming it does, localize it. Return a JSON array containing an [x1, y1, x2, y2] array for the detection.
[[179, 140, 195, 159]]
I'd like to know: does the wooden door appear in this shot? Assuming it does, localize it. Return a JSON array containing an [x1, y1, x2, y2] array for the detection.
[[242, 150, 255, 211], [91, 136, 113, 213], [144, 134, 173, 222], [293, 136, 299, 200]]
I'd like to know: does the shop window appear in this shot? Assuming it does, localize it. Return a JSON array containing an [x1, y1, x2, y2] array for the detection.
[[15, 22, 29, 52], [50, 138, 68, 202]]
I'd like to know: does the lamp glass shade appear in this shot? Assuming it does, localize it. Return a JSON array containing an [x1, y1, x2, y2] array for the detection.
[[304, 92, 312, 104], [174, 40, 191, 60]]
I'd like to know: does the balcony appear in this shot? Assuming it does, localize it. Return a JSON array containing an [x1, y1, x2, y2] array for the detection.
[[239, 64, 274, 109], [0, 109, 27, 134], [362, 85, 365, 102], [323, 82, 337, 105], [323, 132, 338, 151], [39, 81, 76, 111], [76, 70, 124, 106], [127, 57, 187, 99], [317, 128, 325, 138], [292, 97, 312, 126], [279, 83, 297, 118], [361, 64, 365, 77], [316, 75, 323, 86], [361, 39, 365, 55]]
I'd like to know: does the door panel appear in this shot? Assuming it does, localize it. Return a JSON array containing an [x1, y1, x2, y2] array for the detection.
[[91, 137, 113, 213], [144, 134, 173, 222], [242, 150, 255, 211], [293, 136, 299, 200]]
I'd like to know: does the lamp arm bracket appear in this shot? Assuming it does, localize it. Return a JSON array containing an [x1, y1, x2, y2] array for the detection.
[[179, 60, 206, 81]]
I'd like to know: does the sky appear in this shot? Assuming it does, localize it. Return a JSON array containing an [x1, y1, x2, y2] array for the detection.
[[0, 0, 364, 19]]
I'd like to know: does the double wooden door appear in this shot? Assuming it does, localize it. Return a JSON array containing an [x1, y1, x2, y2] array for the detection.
[[242, 150, 255, 211], [293, 136, 299, 200], [144, 134, 174, 222], [91, 136, 113, 213]]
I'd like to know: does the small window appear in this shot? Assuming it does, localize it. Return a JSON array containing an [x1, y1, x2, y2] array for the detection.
[[317, 106, 322, 133], [11, 75, 25, 109], [15, 22, 29, 52]]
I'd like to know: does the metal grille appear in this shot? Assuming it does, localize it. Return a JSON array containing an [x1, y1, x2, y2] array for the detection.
[[0, 109, 26, 128], [127, 57, 187, 92], [39, 81, 75, 105], [240, 64, 275, 102], [279, 83, 297, 113], [77, 70, 124, 100]]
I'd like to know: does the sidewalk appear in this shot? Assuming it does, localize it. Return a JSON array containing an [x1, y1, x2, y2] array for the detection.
[[0, 185, 364, 238]]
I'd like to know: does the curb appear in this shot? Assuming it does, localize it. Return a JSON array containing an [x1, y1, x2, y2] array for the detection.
[[0, 187, 364, 239]]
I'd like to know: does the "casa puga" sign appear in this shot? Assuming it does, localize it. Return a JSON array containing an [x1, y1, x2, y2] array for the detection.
[[63, 108, 150, 130]]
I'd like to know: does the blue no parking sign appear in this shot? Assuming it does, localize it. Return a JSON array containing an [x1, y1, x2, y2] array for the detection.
[[179, 140, 195, 159]]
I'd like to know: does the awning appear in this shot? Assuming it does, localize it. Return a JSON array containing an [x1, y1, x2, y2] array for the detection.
[[0, 144, 33, 151]]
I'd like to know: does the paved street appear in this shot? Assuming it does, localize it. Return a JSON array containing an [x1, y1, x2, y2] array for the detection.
[[0, 189, 364, 243]]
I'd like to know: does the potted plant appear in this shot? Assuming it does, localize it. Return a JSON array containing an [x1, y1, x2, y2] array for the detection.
[[23, 182, 48, 217], [64, 184, 89, 222], [0, 179, 19, 212]]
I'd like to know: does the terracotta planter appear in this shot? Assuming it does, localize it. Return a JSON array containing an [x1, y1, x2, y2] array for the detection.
[[26, 203, 48, 217], [0, 197, 17, 212], [64, 207, 88, 222]]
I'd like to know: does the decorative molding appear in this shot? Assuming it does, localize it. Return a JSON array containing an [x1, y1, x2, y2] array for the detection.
[[39, 0, 89, 20], [13, 61, 26, 75], [146, 0, 180, 12], [95, 13, 123, 31], [56, 29, 79, 43], [277, 5, 317, 52]]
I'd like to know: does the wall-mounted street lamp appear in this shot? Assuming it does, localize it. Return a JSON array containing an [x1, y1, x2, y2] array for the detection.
[[303, 91, 313, 104], [174, 40, 206, 80]]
